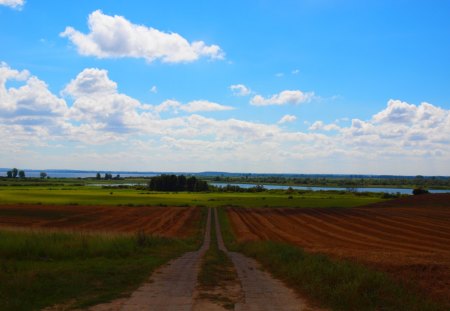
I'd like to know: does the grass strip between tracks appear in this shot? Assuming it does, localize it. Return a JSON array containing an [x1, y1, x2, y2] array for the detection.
[[197, 209, 238, 309], [218, 207, 445, 311], [0, 209, 207, 311]]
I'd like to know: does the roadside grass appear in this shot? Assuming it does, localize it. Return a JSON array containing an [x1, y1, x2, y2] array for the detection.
[[217, 207, 239, 251], [197, 210, 238, 309], [0, 186, 385, 208], [218, 208, 445, 311], [0, 213, 205, 311]]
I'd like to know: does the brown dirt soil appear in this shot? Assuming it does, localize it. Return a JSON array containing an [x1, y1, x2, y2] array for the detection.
[[0, 204, 200, 237], [227, 193, 450, 306]]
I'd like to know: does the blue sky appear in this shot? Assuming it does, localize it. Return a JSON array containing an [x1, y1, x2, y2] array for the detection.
[[1, 0, 449, 174]]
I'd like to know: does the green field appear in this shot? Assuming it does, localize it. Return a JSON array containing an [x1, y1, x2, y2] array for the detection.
[[0, 229, 200, 311], [0, 204, 207, 311], [0, 185, 386, 208]]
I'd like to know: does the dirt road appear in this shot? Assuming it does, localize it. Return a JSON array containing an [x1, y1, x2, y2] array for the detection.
[[88, 207, 309, 310], [90, 208, 212, 311]]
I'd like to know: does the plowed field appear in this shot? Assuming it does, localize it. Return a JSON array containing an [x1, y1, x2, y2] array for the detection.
[[228, 194, 450, 304], [0, 204, 199, 237]]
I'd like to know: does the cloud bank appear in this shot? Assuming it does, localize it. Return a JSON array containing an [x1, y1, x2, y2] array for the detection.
[[1, 62, 449, 174]]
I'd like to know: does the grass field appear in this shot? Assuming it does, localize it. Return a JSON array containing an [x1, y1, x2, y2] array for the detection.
[[0, 206, 208, 311], [0, 185, 386, 208], [0, 229, 199, 311]]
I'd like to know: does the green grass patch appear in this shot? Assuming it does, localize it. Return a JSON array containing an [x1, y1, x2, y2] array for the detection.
[[0, 228, 200, 310], [0, 186, 385, 208], [238, 241, 443, 311]]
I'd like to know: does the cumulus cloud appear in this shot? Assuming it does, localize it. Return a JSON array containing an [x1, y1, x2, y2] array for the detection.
[[0, 0, 24, 9], [60, 10, 224, 63], [62, 68, 141, 131], [0, 62, 67, 121], [155, 99, 233, 113], [278, 114, 297, 124], [250, 90, 314, 106], [150, 85, 157, 93], [63, 68, 117, 98], [180, 100, 233, 113], [230, 84, 251, 96], [309, 121, 340, 131]]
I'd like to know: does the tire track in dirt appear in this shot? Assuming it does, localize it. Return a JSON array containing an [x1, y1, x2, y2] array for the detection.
[[214, 209, 307, 311]]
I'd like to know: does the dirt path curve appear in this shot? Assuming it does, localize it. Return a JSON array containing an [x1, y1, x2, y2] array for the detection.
[[90, 208, 212, 311], [213, 208, 307, 311]]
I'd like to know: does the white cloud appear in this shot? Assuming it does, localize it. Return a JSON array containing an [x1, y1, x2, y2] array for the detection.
[[0, 62, 67, 121], [309, 121, 340, 131], [275, 72, 284, 77], [60, 10, 224, 63], [278, 114, 297, 124], [180, 100, 234, 113], [292, 69, 299, 75], [0, 0, 24, 9], [150, 85, 157, 93], [250, 90, 314, 106], [373, 99, 417, 124], [62, 68, 142, 132], [155, 99, 233, 113], [62, 68, 117, 98], [230, 84, 251, 96], [155, 99, 181, 113]]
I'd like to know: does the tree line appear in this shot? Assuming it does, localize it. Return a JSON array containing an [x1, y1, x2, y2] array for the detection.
[[5, 168, 26, 178], [96, 173, 122, 180], [4, 169, 49, 179], [148, 175, 208, 192]]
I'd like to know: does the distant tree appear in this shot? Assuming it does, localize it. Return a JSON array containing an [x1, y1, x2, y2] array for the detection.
[[96, 172, 101, 180], [18, 170, 25, 178], [104, 173, 113, 180], [148, 175, 208, 192], [114, 174, 121, 180], [413, 188, 429, 195], [186, 176, 197, 192], [177, 175, 187, 191], [12, 168, 18, 178], [40, 172, 47, 179], [6, 171, 12, 178]]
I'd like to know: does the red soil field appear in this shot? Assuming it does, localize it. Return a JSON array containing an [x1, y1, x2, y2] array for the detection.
[[0, 204, 200, 238], [228, 194, 450, 305]]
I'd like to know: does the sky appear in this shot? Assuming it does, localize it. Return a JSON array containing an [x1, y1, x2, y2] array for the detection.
[[0, 0, 449, 175]]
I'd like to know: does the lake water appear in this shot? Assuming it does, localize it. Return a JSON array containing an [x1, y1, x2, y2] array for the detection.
[[211, 182, 450, 194]]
